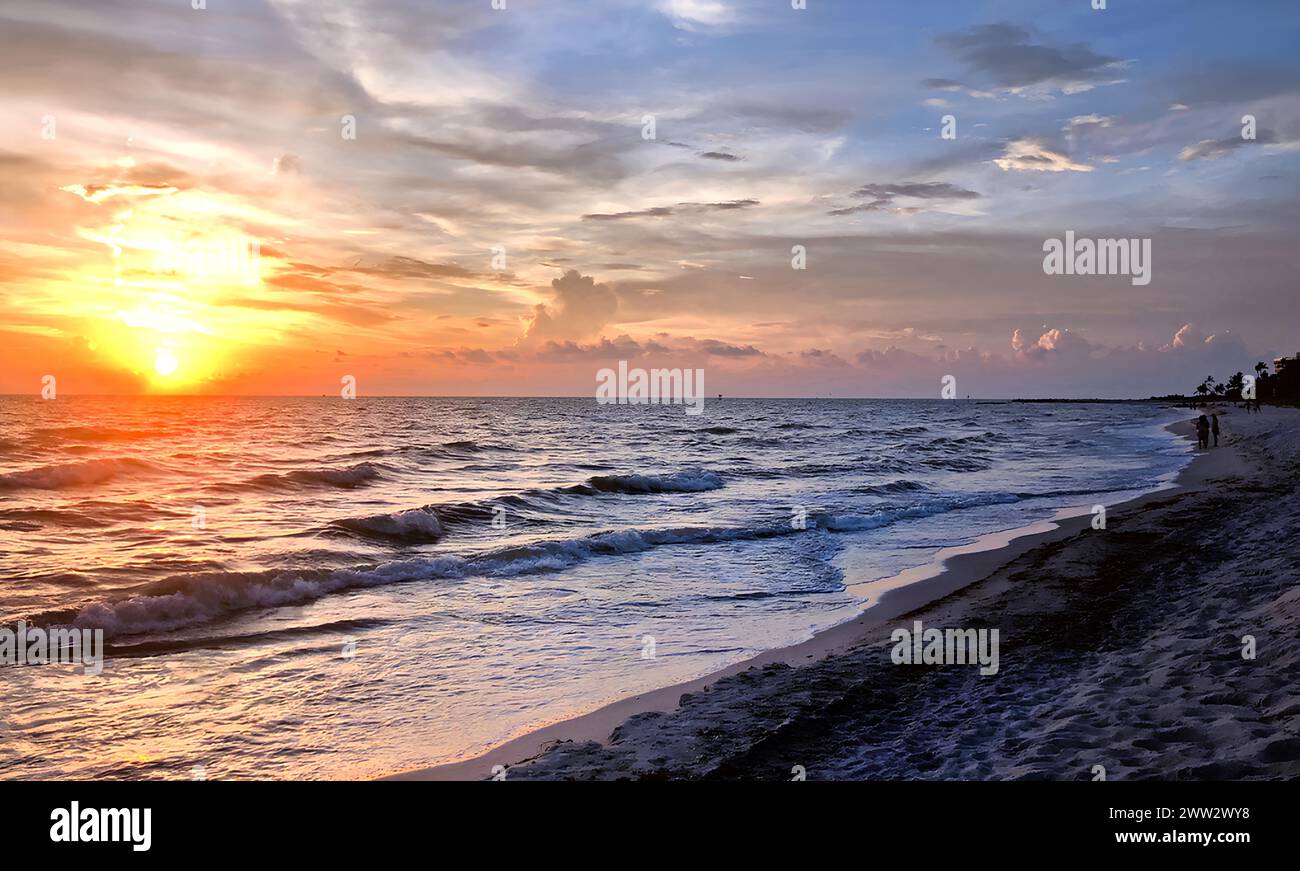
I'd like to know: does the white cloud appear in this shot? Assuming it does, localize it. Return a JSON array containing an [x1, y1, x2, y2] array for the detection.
[[657, 0, 736, 29], [993, 137, 1093, 172]]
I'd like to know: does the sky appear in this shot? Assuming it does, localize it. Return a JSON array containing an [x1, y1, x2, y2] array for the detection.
[[1, 0, 1298, 398]]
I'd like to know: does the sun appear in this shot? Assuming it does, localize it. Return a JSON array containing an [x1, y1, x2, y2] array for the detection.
[[153, 346, 179, 377]]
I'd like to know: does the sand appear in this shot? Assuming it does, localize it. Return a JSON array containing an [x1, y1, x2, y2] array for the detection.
[[390, 405, 1300, 780]]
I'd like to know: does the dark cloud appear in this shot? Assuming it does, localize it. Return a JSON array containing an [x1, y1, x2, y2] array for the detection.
[[829, 181, 980, 216], [933, 22, 1124, 93], [1178, 129, 1277, 161], [349, 256, 478, 281], [582, 200, 760, 221], [531, 333, 761, 362], [687, 338, 766, 358], [853, 182, 981, 200], [399, 130, 628, 184], [534, 334, 658, 360], [699, 151, 743, 162]]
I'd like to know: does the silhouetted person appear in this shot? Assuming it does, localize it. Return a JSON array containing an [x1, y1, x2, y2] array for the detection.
[[1211, 413, 1220, 447], [1196, 414, 1209, 449]]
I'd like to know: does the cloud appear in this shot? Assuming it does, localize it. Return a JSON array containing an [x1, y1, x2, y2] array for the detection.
[[699, 150, 743, 162], [933, 23, 1127, 96], [524, 270, 619, 343], [1178, 129, 1277, 161], [993, 138, 1092, 172], [349, 256, 478, 281], [828, 181, 980, 216], [582, 199, 759, 220], [1007, 323, 1253, 393], [1063, 114, 1114, 132], [59, 183, 179, 204], [530, 332, 762, 362], [272, 154, 301, 175], [657, 0, 736, 29], [679, 337, 765, 357], [1011, 326, 1099, 361]]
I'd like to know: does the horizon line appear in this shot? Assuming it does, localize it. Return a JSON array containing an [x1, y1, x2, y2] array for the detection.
[[0, 392, 1193, 401]]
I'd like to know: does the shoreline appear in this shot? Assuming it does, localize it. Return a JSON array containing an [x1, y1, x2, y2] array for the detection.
[[388, 412, 1214, 781]]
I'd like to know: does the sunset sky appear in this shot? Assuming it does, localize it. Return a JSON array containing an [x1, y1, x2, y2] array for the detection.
[[2, 0, 1298, 397]]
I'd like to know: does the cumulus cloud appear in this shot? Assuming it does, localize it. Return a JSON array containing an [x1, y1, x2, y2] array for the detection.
[[1011, 327, 1099, 361], [523, 270, 619, 343]]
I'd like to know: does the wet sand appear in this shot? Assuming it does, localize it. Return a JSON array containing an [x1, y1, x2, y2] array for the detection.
[[390, 406, 1299, 780]]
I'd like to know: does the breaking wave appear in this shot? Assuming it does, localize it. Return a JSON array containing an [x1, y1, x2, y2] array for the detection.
[[53, 487, 1048, 636], [332, 508, 445, 542]]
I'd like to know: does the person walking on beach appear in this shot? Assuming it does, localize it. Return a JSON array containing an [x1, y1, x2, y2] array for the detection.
[[1211, 413, 1220, 447], [1196, 414, 1209, 449]]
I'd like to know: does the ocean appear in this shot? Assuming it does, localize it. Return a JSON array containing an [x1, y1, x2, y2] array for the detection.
[[0, 396, 1191, 779]]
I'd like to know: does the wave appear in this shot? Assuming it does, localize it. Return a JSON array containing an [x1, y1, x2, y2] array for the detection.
[[104, 617, 396, 658], [30, 426, 158, 444], [327, 470, 728, 539], [214, 462, 384, 492], [55, 486, 1031, 636], [584, 470, 723, 494], [332, 508, 444, 542], [0, 507, 115, 529], [811, 492, 1021, 531], [56, 522, 807, 636], [743, 461, 850, 479], [441, 439, 517, 453], [674, 425, 737, 435], [0, 457, 159, 490], [854, 479, 932, 496], [917, 456, 994, 472]]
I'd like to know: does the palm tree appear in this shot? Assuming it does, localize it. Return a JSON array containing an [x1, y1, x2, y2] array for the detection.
[[1253, 361, 1270, 402], [1226, 371, 1245, 399]]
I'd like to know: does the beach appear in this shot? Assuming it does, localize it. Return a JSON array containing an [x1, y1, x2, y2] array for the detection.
[[396, 405, 1300, 780]]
